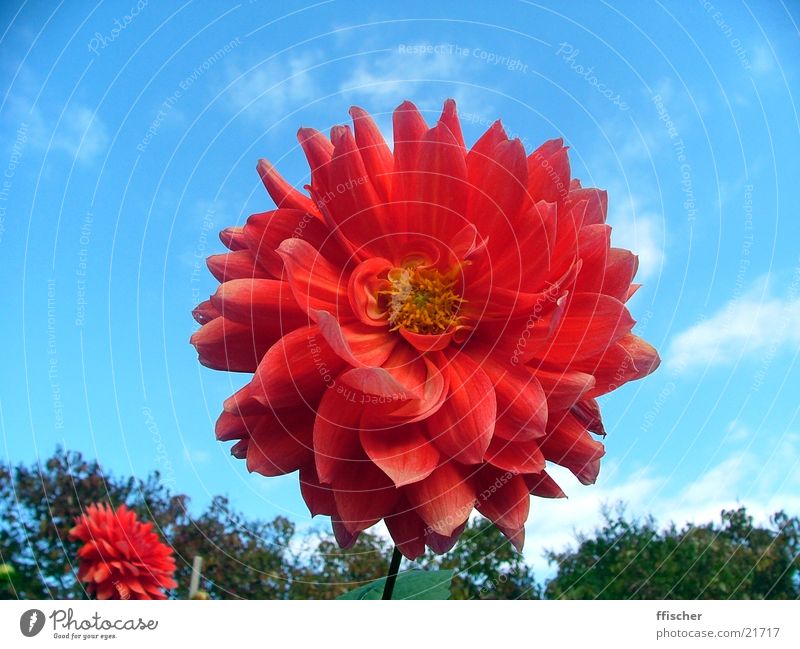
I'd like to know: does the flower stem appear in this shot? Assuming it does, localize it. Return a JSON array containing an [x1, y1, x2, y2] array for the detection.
[[381, 547, 403, 600]]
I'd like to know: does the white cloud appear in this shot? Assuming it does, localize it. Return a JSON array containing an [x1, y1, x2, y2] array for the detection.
[[223, 53, 320, 122], [607, 192, 665, 281], [10, 98, 109, 164], [750, 44, 775, 78], [47, 105, 109, 163], [666, 279, 800, 372], [338, 46, 480, 117]]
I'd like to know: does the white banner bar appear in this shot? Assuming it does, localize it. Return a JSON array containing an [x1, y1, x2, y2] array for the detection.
[[2, 600, 797, 647]]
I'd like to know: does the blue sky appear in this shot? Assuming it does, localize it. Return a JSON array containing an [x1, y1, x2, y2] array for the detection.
[[1, 0, 799, 571]]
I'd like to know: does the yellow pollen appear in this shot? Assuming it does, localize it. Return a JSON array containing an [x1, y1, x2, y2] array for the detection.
[[381, 265, 464, 334]]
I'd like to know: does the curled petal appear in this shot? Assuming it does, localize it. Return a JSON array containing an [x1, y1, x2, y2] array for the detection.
[[540, 411, 606, 485], [386, 502, 427, 559], [360, 423, 440, 487], [475, 466, 531, 532], [207, 250, 267, 283], [250, 325, 347, 408], [425, 353, 496, 465], [406, 462, 476, 536]]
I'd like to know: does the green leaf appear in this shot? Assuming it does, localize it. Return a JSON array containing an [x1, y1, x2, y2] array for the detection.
[[337, 569, 454, 600]]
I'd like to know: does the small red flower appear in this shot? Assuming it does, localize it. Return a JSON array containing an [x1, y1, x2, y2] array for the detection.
[[191, 99, 659, 558], [69, 503, 177, 600]]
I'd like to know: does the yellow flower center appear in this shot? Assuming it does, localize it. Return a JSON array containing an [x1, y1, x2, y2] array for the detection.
[[382, 265, 464, 334]]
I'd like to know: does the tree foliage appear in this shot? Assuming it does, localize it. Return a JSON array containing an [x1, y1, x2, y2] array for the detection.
[[545, 504, 800, 599], [2, 450, 797, 599], [1, 449, 537, 599]]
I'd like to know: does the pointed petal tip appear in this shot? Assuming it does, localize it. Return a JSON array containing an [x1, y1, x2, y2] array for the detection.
[[349, 105, 367, 119]]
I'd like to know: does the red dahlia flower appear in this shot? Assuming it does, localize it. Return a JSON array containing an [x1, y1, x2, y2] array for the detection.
[[69, 503, 177, 599], [191, 99, 659, 558]]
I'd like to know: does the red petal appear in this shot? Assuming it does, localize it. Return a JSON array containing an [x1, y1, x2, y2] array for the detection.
[[333, 462, 399, 534], [215, 410, 258, 442], [219, 226, 248, 251], [250, 325, 347, 408], [524, 470, 567, 498], [349, 106, 393, 203], [300, 464, 337, 517], [313, 387, 363, 485], [545, 292, 635, 364], [347, 257, 392, 325], [475, 466, 530, 531], [438, 99, 465, 151], [484, 433, 545, 474], [192, 299, 219, 325], [391, 100, 428, 200], [332, 516, 359, 549], [466, 120, 507, 172], [277, 238, 351, 317], [360, 423, 440, 487], [527, 138, 570, 204], [322, 124, 391, 258], [338, 366, 415, 400], [246, 409, 315, 477], [575, 333, 661, 397], [313, 310, 397, 368], [540, 411, 605, 484], [207, 250, 266, 283], [497, 524, 526, 552], [381, 350, 450, 424], [467, 137, 530, 244], [257, 158, 318, 213], [385, 502, 427, 559], [568, 186, 607, 225], [409, 122, 468, 240], [425, 522, 466, 554], [210, 278, 308, 330], [481, 358, 547, 439], [405, 462, 476, 536], [297, 127, 333, 188], [425, 353, 496, 465], [190, 317, 272, 372], [243, 208, 350, 279], [534, 368, 596, 412]]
